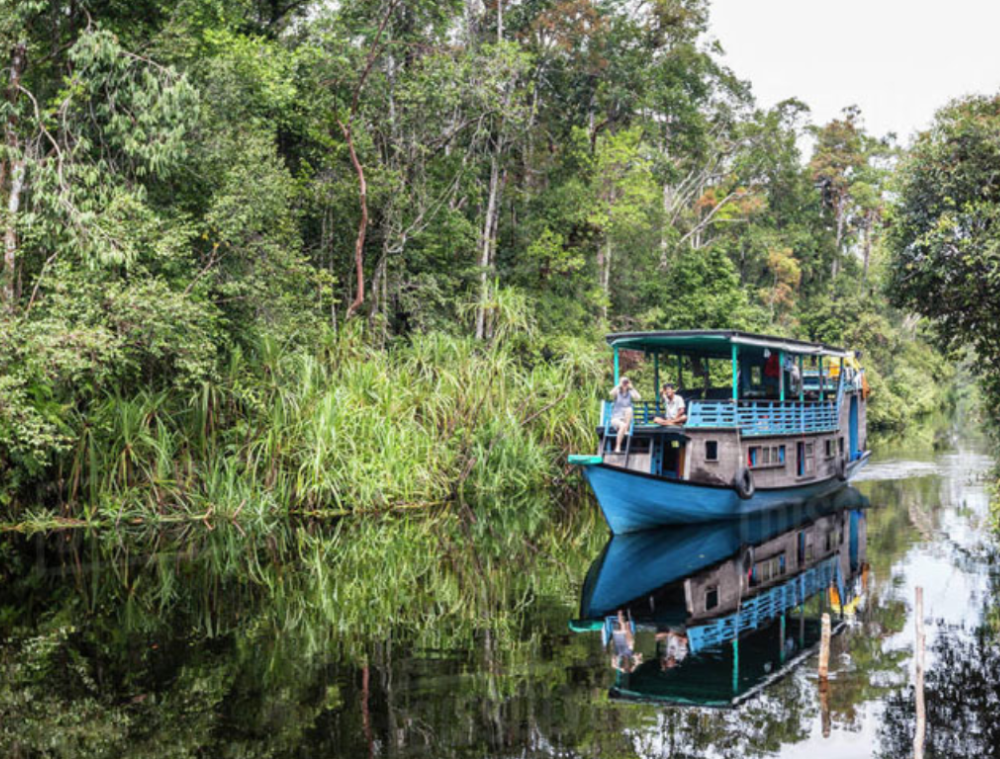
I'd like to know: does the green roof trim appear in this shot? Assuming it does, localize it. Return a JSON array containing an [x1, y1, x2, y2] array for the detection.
[[605, 330, 852, 359]]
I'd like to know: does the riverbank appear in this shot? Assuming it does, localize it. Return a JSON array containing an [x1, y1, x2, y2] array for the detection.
[[2, 327, 602, 529], [2, 324, 964, 531]]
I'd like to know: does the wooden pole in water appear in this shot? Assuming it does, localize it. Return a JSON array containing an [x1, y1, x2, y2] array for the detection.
[[914, 587, 926, 759], [819, 611, 832, 737], [819, 676, 831, 737], [818, 612, 831, 677]]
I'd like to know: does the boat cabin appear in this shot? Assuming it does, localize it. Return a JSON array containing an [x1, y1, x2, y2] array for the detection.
[[596, 330, 868, 493]]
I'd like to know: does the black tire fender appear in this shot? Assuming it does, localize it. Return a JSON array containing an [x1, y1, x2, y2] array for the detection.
[[836, 455, 848, 481], [734, 467, 755, 500]]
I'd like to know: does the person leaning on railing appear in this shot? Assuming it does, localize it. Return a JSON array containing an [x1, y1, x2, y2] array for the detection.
[[654, 382, 687, 427], [609, 377, 640, 453]]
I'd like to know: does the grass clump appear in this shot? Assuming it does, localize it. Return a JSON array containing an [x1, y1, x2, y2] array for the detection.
[[3, 303, 604, 526]]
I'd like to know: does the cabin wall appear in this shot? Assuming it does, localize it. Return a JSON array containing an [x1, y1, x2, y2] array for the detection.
[[836, 387, 868, 453], [859, 396, 868, 450], [684, 429, 846, 488], [685, 511, 847, 623], [685, 559, 742, 619], [684, 430, 740, 486]]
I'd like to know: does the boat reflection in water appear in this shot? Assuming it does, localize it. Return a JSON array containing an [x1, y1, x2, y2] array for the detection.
[[572, 487, 870, 707]]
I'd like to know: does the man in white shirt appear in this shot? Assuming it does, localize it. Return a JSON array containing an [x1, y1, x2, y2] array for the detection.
[[653, 383, 686, 427]]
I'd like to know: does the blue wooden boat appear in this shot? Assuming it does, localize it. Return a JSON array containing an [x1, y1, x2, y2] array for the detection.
[[568, 330, 871, 533]]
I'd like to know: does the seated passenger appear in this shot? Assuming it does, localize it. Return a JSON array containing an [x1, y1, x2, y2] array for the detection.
[[654, 383, 686, 426], [655, 629, 689, 670], [609, 377, 640, 453]]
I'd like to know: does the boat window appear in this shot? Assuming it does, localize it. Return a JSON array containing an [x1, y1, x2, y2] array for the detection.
[[825, 439, 835, 458], [797, 441, 815, 475], [705, 587, 719, 611], [825, 527, 842, 551], [750, 554, 787, 587], [705, 440, 719, 461], [839, 437, 845, 454], [749, 445, 786, 469]]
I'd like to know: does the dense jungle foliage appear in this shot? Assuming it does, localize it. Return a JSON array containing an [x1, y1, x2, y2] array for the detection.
[[0, 0, 983, 523]]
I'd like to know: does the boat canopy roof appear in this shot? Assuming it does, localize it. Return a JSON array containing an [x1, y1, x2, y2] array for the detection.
[[605, 330, 852, 359]]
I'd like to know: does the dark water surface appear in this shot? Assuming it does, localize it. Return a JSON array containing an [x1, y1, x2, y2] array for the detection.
[[1, 432, 998, 758]]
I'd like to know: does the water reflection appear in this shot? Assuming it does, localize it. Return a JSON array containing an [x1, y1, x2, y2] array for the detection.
[[574, 488, 871, 708], [0, 439, 998, 758]]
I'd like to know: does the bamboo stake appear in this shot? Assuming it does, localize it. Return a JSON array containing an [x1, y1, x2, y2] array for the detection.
[[818, 611, 831, 677], [819, 611, 832, 737]]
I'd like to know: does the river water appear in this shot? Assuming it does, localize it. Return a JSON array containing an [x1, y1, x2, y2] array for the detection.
[[1, 430, 997, 758]]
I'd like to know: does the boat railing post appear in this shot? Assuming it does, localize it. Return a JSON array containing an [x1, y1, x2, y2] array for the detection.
[[798, 354, 805, 432], [838, 356, 845, 411], [779, 350, 785, 403], [654, 351, 660, 415], [613, 345, 620, 385], [819, 355, 825, 402], [780, 612, 787, 664], [732, 637, 739, 696], [731, 343, 738, 405], [598, 400, 610, 456]]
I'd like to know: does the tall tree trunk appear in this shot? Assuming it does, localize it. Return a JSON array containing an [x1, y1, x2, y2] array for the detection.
[[861, 211, 874, 281], [2, 42, 27, 311], [598, 236, 611, 322], [340, 120, 368, 320], [476, 151, 501, 339], [3, 160, 24, 307], [659, 183, 672, 268], [334, 0, 402, 321], [832, 192, 847, 280]]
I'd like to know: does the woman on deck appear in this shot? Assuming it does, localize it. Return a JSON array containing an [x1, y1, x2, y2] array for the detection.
[[609, 610, 643, 673], [609, 378, 640, 453]]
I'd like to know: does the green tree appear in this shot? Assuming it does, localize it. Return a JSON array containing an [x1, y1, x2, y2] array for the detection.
[[888, 94, 1000, 422]]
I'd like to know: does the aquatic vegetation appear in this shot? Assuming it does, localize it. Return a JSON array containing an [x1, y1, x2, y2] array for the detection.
[[2, 324, 602, 527]]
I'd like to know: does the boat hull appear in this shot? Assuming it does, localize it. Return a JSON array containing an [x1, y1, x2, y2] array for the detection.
[[582, 453, 870, 533]]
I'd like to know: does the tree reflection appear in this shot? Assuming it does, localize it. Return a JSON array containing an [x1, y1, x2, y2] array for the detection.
[[878, 622, 1000, 759]]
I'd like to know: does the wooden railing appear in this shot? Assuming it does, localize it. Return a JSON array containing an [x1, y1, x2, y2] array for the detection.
[[686, 399, 840, 436], [601, 389, 844, 438]]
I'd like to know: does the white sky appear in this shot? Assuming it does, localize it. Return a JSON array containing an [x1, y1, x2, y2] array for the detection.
[[708, 0, 1000, 146]]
